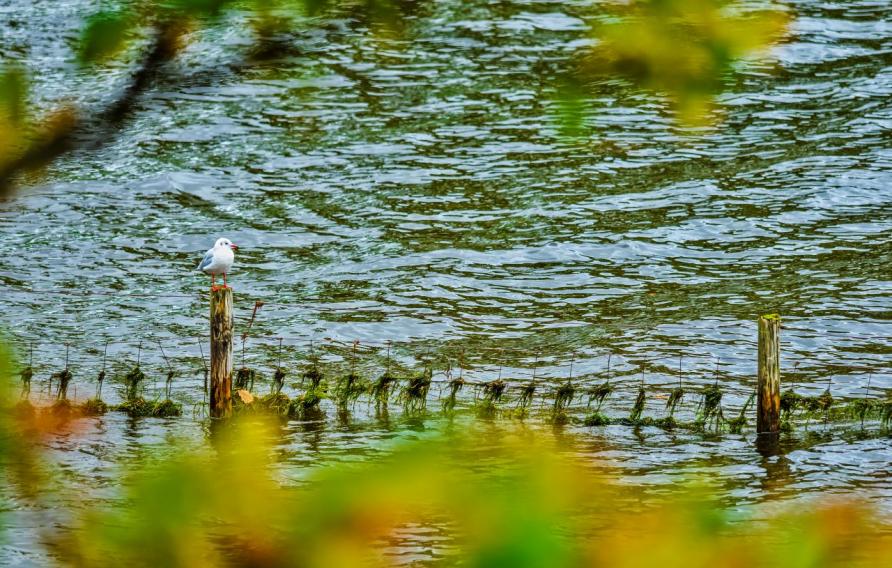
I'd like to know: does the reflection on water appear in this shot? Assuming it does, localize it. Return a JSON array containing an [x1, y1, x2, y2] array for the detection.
[[1, 0, 892, 561]]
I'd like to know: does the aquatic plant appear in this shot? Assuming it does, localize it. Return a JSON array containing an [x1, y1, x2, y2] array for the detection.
[[780, 390, 802, 419], [442, 377, 465, 412], [370, 373, 398, 408], [881, 402, 892, 429], [123, 366, 146, 402], [629, 386, 646, 423], [695, 384, 724, 432], [152, 399, 182, 418], [96, 369, 106, 399], [727, 392, 755, 434], [334, 373, 369, 409], [553, 381, 575, 413], [235, 367, 256, 391], [587, 382, 614, 411], [551, 381, 575, 424], [477, 379, 507, 418], [288, 388, 325, 421], [51, 398, 73, 417], [80, 398, 108, 416], [273, 368, 286, 395], [665, 387, 684, 417], [847, 398, 881, 429], [400, 371, 431, 413], [53, 368, 73, 400], [804, 388, 834, 415], [653, 416, 678, 430], [258, 393, 290, 418], [517, 383, 536, 411], [303, 366, 323, 389], [20, 365, 32, 396], [584, 412, 610, 427], [482, 379, 507, 404], [117, 397, 153, 418]]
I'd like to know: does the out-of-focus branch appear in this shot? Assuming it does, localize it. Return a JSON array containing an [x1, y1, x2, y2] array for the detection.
[[0, 20, 183, 195]]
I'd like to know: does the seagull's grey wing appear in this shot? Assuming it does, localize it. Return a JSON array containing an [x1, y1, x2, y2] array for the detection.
[[197, 249, 214, 271]]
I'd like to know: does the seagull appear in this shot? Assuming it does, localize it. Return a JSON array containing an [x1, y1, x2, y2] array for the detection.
[[198, 237, 238, 288]]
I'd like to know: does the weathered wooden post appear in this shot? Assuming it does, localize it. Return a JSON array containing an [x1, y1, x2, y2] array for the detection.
[[210, 286, 233, 418], [757, 314, 781, 435]]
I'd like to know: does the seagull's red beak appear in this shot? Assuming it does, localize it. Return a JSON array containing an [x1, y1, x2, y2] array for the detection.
[[230, 243, 238, 251]]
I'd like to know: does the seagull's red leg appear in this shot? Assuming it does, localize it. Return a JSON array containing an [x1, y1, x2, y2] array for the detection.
[[211, 274, 216, 288], [223, 273, 227, 287]]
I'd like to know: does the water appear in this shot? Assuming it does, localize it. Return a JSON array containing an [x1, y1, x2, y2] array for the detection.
[[1, 0, 892, 562]]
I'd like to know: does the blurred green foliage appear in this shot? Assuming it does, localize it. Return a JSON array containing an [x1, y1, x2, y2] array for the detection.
[[0, 0, 790, 190], [25, 419, 890, 567], [78, 11, 134, 64], [570, 0, 789, 126]]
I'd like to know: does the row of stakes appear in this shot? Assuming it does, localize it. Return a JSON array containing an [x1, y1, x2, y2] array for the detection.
[[9, 334, 892, 435]]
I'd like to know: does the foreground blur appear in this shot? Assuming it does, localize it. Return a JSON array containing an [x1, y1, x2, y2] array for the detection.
[[1, 351, 890, 568]]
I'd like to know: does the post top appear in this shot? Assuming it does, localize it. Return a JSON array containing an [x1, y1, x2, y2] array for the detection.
[[759, 313, 781, 321]]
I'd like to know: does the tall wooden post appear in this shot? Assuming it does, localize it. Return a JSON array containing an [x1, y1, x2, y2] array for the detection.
[[210, 287, 233, 418], [757, 314, 781, 435]]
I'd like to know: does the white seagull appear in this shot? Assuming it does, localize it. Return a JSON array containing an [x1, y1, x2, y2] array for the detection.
[[198, 237, 238, 288]]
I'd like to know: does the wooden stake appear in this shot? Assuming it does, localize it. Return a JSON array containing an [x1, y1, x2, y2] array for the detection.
[[210, 286, 233, 418], [757, 314, 781, 435]]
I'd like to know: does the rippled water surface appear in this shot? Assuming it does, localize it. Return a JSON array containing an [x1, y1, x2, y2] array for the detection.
[[1, 0, 892, 563]]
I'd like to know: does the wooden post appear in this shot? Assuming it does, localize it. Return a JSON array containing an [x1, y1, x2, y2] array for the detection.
[[757, 314, 781, 435], [210, 286, 233, 418]]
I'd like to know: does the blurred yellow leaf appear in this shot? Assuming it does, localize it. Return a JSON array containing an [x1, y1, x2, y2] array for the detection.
[[578, 0, 790, 125]]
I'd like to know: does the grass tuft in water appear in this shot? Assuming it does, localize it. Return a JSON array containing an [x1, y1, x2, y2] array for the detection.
[[653, 416, 678, 430], [695, 384, 724, 432], [477, 379, 507, 417], [666, 387, 684, 417], [551, 381, 575, 424], [258, 392, 290, 417], [235, 367, 256, 391], [804, 388, 834, 416], [584, 412, 610, 426], [400, 370, 431, 413], [51, 398, 73, 417], [80, 398, 108, 416], [272, 368, 286, 395], [881, 401, 892, 428], [334, 373, 369, 409], [303, 367, 323, 389], [288, 387, 326, 420], [371, 373, 398, 408], [152, 399, 182, 417], [123, 366, 146, 401], [517, 383, 536, 411], [20, 366, 32, 393], [117, 397, 153, 418], [442, 377, 465, 412], [629, 387, 646, 422], [53, 369, 73, 400], [587, 382, 614, 411], [727, 392, 755, 434]]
